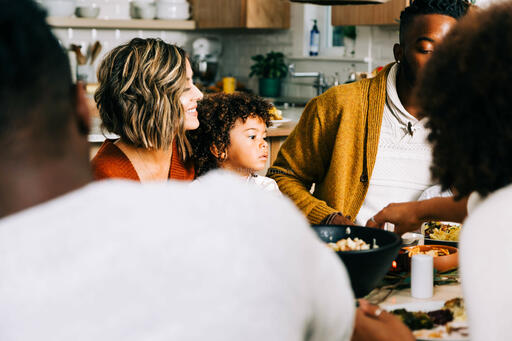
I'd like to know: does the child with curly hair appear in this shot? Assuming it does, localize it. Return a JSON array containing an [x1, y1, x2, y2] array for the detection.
[[189, 92, 280, 194]]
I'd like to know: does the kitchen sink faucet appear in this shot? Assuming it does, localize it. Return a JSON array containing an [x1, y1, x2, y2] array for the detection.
[[288, 64, 328, 96]]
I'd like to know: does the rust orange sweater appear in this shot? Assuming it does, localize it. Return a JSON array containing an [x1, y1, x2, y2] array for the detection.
[[91, 139, 195, 181]]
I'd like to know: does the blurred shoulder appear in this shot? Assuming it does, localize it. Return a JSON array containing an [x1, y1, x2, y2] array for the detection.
[[464, 184, 512, 234], [190, 171, 304, 226]]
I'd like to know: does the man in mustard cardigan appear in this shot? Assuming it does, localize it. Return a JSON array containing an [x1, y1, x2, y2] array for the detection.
[[268, 0, 471, 226]]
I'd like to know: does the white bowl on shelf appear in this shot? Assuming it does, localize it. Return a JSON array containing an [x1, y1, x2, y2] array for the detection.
[[156, 1, 189, 19], [41, 0, 76, 17], [98, 1, 129, 19], [131, 1, 157, 19], [75, 4, 100, 18]]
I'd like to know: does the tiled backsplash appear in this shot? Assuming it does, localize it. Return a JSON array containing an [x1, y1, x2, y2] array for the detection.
[[51, 0, 397, 99]]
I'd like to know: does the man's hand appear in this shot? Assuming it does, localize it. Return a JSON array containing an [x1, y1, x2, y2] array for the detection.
[[366, 196, 468, 235], [323, 212, 354, 226], [351, 299, 415, 341], [366, 201, 423, 235]]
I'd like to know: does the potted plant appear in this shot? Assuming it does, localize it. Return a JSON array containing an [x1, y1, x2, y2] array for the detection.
[[249, 51, 288, 98], [343, 26, 357, 56]]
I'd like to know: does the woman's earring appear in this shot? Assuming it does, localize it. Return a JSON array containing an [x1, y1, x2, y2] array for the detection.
[[397, 60, 401, 64]]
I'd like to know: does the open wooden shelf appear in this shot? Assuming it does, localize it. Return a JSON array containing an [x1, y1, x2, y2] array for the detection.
[[47, 17, 196, 30]]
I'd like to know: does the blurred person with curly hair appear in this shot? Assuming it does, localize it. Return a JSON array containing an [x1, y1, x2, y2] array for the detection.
[[268, 0, 471, 227], [91, 38, 203, 182], [189, 92, 280, 193], [407, 3, 512, 338]]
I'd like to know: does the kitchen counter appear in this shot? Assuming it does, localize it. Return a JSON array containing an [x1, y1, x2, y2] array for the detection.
[[88, 123, 296, 142], [89, 106, 302, 140], [267, 125, 295, 137], [89, 107, 304, 165]]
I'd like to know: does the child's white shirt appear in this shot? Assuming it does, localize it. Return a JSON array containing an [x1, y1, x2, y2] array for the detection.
[[246, 174, 281, 195], [193, 172, 281, 196]]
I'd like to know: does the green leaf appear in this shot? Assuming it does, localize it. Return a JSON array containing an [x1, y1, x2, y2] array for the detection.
[[249, 50, 288, 79], [343, 26, 356, 40]]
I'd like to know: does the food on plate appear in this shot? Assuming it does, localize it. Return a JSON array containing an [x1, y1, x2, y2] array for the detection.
[[444, 297, 466, 321], [327, 237, 378, 251], [269, 106, 283, 120], [398, 245, 459, 273], [424, 221, 461, 241], [407, 245, 451, 258], [392, 309, 435, 330], [390, 297, 468, 339]]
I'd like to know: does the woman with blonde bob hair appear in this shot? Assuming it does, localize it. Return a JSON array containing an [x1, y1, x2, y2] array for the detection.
[[91, 38, 203, 181]]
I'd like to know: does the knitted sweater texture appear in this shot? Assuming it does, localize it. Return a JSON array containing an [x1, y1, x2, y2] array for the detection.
[[91, 139, 195, 181], [268, 64, 391, 224]]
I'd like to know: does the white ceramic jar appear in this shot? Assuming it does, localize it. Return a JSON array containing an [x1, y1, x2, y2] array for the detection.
[[130, 0, 156, 19], [156, 0, 189, 19], [95, 0, 130, 19], [75, 3, 100, 18], [39, 0, 76, 17]]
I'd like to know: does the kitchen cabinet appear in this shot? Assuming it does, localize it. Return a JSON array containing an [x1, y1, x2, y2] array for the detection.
[[191, 0, 290, 29], [331, 0, 409, 26], [47, 17, 195, 30]]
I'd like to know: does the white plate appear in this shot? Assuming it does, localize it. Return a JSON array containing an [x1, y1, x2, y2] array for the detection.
[[421, 221, 461, 246], [383, 301, 469, 341], [270, 117, 292, 127]]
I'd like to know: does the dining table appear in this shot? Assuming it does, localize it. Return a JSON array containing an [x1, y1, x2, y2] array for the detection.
[[367, 281, 463, 307], [365, 269, 468, 340]]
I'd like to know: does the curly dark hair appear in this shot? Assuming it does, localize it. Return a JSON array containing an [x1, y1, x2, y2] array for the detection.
[[417, 2, 512, 198], [399, 0, 471, 44], [189, 92, 272, 176]]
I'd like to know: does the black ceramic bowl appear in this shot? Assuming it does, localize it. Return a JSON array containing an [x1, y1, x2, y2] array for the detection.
[[312, 225, 402, 298]]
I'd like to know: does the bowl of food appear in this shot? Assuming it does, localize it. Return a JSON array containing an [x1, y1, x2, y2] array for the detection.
[[268, 106, 291, 127], [422, 221, 461, 247], [312, 224, 402, 298], [400, 245, 458, 273]]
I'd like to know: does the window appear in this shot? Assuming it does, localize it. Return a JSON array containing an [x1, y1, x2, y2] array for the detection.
[[324, 7, 355, 57], [302, 5, 356, 57]]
